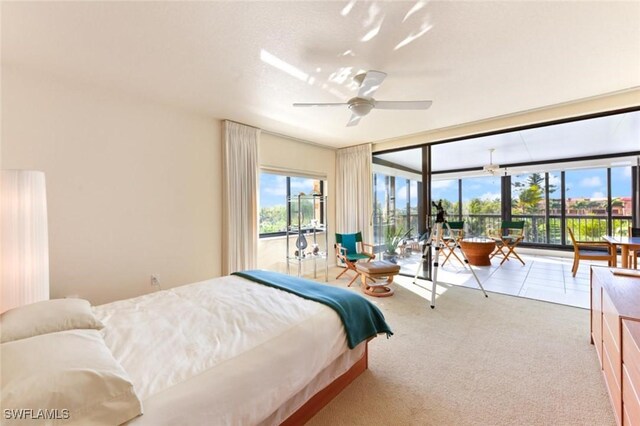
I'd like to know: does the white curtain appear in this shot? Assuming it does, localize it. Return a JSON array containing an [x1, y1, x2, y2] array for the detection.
[[222, 121, 260, 275], [1, 170, 50, 313], [335, 144, 373, 241]]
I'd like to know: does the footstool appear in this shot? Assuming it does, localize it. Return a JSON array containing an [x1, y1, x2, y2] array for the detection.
[[355, 261, 401, 297]]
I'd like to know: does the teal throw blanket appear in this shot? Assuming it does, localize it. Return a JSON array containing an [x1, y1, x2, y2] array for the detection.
[[232, 270, 393, 349]]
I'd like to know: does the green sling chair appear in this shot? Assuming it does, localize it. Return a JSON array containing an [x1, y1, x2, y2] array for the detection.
[[335, 232, 375, 286]]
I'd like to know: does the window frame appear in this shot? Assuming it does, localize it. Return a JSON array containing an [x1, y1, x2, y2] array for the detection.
[[258, 171, 325, 238]]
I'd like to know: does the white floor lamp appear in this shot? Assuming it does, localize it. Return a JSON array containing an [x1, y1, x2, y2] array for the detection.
[[1, 170, 50, 313]]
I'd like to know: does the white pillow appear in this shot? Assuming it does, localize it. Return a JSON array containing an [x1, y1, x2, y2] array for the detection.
[[1, 329, 142, 425], [0, 298, 104, 343]]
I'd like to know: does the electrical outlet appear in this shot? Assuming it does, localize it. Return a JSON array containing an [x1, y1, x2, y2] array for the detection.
[[150, 274, 160, 287]]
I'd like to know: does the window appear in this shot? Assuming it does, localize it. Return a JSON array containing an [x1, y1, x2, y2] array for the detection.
[[461, 176, 501, 237], [431, 178, 460, 221], [611, 166, 632, 238], [565, 168, 608, 241], [373, 173, 387, 245], [511, 172, 559, 244], [259, 172, 324, 237], [548, 171, 562, 244], [372, 172, 421, 250], [373, 109, 639, 257]]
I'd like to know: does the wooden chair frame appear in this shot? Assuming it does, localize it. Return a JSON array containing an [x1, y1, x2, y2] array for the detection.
[[490, 221, 526, 266], [629, 227, 640, 270], [441, 221, 465, 267], [567, 227, 614, 276], [335, 233, 375, 286]]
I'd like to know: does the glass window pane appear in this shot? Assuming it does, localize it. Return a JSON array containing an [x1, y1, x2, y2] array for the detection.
[[511, 173, 545, 215], [548, 171, 562, 244], [259, 173, 322, 236], [289, 177, 319, 196], [461, 176, 501, 237], [395, 178, 409, 232], [373, 173, 389, 248], [259, 173, 287, 234], [289, 177, 321, 227], [431, 178, 459, 221], [511, 173, 549, 244], [409, 180, 419, 237], [611, 166, 632, 237], [564, 168, 608, 242]]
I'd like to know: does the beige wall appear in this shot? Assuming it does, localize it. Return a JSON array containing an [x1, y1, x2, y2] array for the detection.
[[373, 88, 640, 152], [258, 133, 337, 275], [1, 66, 222, 305]]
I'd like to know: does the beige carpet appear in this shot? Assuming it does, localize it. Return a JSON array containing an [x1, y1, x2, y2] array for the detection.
[[308, 272, 615, 426]]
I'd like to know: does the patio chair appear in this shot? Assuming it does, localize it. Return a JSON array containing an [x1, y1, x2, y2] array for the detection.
[[335, 232, 375, 286], [441, 221, 465, 267], [567, 227, 614, 276], [490, 221, 526, 266]]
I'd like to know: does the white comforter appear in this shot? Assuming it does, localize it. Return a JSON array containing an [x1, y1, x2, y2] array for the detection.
[[94, 275, 349, 425]]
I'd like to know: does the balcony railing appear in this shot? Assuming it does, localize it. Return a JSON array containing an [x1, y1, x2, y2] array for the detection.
[[374, 214, 633, 248], [463, 214, 632, 245]]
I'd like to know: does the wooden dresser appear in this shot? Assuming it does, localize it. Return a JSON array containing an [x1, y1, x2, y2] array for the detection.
[[591, 267, 640, 425]]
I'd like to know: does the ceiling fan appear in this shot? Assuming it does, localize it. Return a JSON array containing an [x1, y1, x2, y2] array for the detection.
[[292, 70, 433, 127], [483, 148, 500, 175]]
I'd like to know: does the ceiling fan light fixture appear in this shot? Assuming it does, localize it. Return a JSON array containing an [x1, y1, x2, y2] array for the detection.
[[292, 70, 432, 126], [348, 99, 374, 116]]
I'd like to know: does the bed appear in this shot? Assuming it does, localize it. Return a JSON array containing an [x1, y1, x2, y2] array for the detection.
[[1, 270, 391, 425]]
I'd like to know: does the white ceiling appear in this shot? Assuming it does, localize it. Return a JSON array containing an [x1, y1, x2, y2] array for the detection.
[[375, 110, 640, 173], [2, 1, 639, 148]]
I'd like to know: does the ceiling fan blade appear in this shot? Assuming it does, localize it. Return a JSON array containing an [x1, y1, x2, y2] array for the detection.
[[346, 114, 362, 127], [292, 103, 347, 107], [357, 70, 387, 98], [374, 100, 433, 110]]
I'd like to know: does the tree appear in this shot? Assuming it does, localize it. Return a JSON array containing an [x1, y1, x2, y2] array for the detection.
[[572, 200, 590, 214], [259, 205, 287, 233], [512, 173, 545, 214], [512, 173, 557, 214]]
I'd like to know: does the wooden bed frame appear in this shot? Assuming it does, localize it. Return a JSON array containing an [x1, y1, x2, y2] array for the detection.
[[281, 343, 368, 425]]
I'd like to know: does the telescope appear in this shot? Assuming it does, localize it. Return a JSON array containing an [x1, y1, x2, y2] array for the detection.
[[415, 199, 488, 308], [432, 200, 446, 224]]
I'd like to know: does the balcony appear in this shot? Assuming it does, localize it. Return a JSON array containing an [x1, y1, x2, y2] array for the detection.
[[462, 214, 632, 245]]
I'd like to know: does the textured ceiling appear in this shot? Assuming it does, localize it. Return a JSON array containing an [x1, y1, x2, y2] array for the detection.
[[2, 1, 639, 148]]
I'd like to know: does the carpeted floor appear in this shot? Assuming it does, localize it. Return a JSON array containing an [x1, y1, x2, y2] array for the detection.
[[308, 272, 615, 426]]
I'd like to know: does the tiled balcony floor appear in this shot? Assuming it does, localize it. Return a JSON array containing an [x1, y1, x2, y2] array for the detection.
[[395, 251, 613, 309]]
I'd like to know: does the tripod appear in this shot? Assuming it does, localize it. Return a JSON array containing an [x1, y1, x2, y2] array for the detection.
[[413, 205, 488, 309]]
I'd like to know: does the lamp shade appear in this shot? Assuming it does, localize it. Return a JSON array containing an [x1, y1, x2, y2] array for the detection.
[[1, 170, 50, 313]]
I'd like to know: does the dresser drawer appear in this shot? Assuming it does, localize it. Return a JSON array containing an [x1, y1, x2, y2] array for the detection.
[[604, 318, 622, 387], [603, 291, 621, 352], [623, 365, 640, 426], [604, 344, 622, 424], [623, 320, 640, 393], [593, 328, 603, 367], [592, 286, 603, 366]]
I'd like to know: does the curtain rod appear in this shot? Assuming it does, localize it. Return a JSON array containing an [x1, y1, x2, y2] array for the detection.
[[224, 119, 261, 131], [224, 119, 337, 151], [261, 129, 337, 151]]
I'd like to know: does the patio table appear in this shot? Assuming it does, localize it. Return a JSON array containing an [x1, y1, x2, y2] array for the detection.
[[460, 238, 496, 266], [603, 236, 640, 269]]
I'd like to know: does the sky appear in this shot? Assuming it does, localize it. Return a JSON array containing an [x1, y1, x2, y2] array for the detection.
[[261, 166, 632, 209], [431, 166, 631, 202], [260, 174, 319, 208]]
